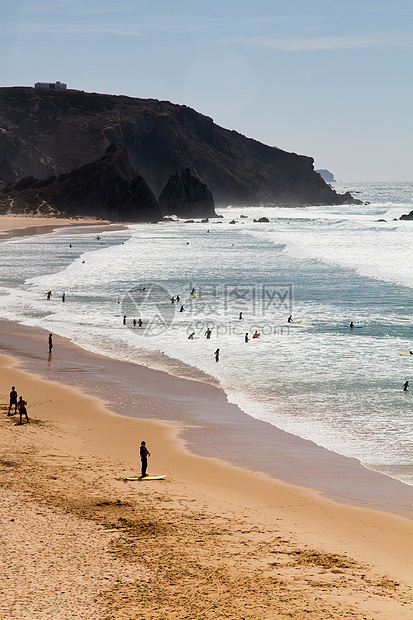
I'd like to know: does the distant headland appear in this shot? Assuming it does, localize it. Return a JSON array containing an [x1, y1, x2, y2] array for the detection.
[[316, 169, 336, 183], [0, 87, 359, 221]]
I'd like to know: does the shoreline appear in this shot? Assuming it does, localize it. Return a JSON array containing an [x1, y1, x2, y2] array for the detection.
[[0, 214, 113, 240], [2, 319, 413, 519], [0, 214, 412, 517], [1, 327, 413, 618]]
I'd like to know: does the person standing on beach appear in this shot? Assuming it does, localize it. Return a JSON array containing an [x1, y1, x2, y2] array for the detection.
[[214, 348, 220, 362], [8, 386, 18, 416], [245, 333, 249, 343], [48, 334, 53, 354], [17, 396, 29, 424], [140, 441, 150, 478]]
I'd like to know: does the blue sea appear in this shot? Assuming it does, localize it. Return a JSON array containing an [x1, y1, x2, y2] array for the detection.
[[0, 181, 412, 485]]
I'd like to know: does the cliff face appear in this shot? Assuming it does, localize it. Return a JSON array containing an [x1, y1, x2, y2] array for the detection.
[[0, 144, 162, 221], [0, 87, 357, 207], [159, 168, 216, 218]]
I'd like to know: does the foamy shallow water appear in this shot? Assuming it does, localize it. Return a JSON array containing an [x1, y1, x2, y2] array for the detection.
[[0, 181, 412, 484]]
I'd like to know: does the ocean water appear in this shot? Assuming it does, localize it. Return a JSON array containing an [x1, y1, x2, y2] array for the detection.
[[0, 181, 412, 485]]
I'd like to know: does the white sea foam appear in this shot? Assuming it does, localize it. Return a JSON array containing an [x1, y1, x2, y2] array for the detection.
[[0, 182, 412, 484]]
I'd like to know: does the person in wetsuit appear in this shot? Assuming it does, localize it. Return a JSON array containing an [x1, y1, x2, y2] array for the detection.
[[140, 441, 150, 478]]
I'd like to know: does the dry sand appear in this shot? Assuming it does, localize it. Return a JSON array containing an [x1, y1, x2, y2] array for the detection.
[[0, 214, 108, 239], [1, 215, 413, 619]]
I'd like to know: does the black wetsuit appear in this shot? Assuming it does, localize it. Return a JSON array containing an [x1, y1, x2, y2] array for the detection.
[[140, 445, 150, 477]]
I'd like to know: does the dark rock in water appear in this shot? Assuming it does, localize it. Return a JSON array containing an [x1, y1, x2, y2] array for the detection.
[[159, 168, 216, 218], [201, 218, 209, 223], [240, 214, 248, 218], [0, 144, 162, 221], [399, 210, 413, 221], [376, 219, 387, 222], [184, 219, 195, 223], [340, 191, 362, 205], [253, 217, 270, 223], [316, 169, 335, 183], [229, 219, 237, 224]]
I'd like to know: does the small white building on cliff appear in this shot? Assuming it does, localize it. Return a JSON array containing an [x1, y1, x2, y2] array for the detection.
[[34, 81, 67, 90]]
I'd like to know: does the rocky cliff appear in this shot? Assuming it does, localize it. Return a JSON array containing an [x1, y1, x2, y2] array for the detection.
[[0, 144, 162, 221], [0, 87, 358, 207], [159, 168, 216, 218]]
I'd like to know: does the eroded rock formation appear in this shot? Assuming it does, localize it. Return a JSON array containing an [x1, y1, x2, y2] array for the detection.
[[159, 168, 216, 218], [0, 144, 162, 222]]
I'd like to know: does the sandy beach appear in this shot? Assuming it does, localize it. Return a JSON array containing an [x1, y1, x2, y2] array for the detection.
[[1, 215, 413, 619]]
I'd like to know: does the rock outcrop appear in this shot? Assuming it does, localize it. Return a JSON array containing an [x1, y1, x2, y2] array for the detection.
[[159, 168, 216, 218], [0, 87, 359, 207], [399, 210, 413, 220], [0, 144, 162, 222], [0, 128, 60, 183]]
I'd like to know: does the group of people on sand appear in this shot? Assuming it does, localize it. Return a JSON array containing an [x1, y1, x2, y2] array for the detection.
[[7, 386, 30, 424]]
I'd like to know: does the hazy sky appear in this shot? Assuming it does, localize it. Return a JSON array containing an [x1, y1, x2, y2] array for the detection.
[[1, 0, 412, 181]]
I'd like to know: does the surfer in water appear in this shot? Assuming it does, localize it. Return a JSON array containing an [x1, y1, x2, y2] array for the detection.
[[287, 315, 293, 323], [214, 348, 220, 362], [349, 321, 355, 329], [205, 328, 212, 339], [403, 381, 409, 392], [140, 441, 150, 478], [245, 333, 249, 343]]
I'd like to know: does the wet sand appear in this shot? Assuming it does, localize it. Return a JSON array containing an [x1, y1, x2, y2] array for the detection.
[[1, 321, 413, 517]]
